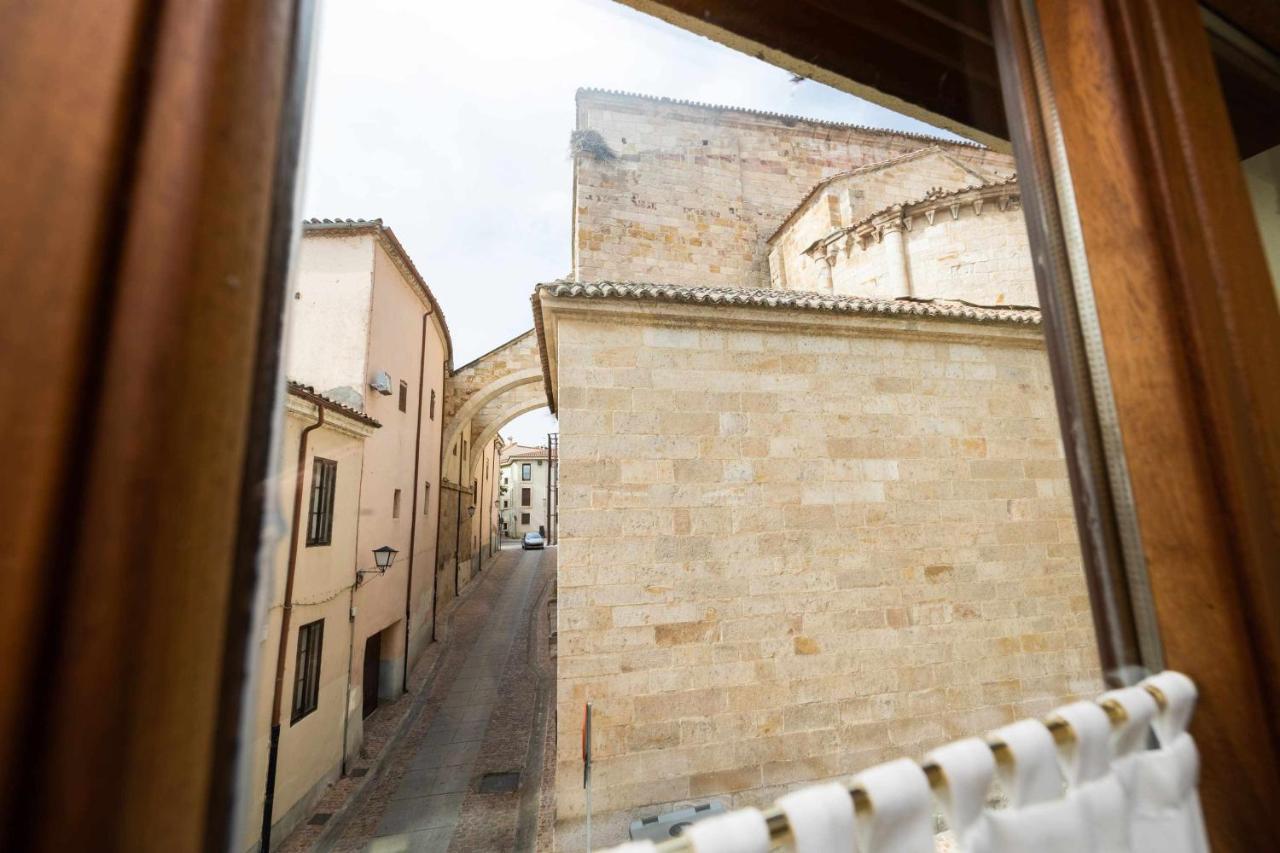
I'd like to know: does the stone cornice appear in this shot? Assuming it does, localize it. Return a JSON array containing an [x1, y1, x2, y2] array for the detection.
[[538, 280, 1038, 324], [531, 286, 558, 414], [767, 147, 1001, 246], [533, 280, 1043, 414], [576, 89, 987, 151], [843, 178, 1021, 253]]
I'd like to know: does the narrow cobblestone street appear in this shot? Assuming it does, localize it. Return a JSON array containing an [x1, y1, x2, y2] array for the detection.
[[315, 543, 556, 853]]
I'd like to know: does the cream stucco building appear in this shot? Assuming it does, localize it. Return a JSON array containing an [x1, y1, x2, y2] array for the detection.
[[536, 90, 1101, 847], [499, 443, 553, 538], [287, 218, 452, 721], [244, 219, 454, 850], [242, 384, 379, 851]]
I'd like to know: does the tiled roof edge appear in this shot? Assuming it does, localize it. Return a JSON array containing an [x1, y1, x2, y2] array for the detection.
[[848, 175, 1021, 232], [536, 280, 1041, 325], [575, 88, 985, 149], [530, 289, 557, 415], [286, 380, 382, 428], [767, 145, 998, 245]]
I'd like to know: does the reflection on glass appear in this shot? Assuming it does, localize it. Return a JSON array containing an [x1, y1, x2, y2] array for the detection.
[[1243, 145, 1280, 291], [1206, 8, 1280, 300], [241, 2, 1115, 849]]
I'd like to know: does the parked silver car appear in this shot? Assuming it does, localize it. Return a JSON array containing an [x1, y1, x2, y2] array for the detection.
[[522, 532, 545, 550]]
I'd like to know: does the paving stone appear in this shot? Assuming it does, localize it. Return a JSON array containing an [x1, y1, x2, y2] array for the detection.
[[366, 826, 454, 853], [375, 793, 464, 835], [311, 545, 555, 853], [409, 741, 482, 772]]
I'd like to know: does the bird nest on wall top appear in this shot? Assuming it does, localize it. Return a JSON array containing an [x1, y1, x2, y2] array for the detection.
[[569, 129, 617, 161]]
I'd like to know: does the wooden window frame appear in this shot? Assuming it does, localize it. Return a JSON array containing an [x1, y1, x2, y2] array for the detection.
[[989, 0, 1280, 842], [289, 619, 323, 724], [620, 2, 1280, 843], [305, 457, 337, 547], [521, 462, 531, 481], [5, 0, 1277, 849], [521, 512, 531, 526]]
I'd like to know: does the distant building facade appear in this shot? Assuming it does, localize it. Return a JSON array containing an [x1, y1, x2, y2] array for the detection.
[[435, 331, 547, 607], [536, 91, 1100, 847], [499, 443, 552, 538]]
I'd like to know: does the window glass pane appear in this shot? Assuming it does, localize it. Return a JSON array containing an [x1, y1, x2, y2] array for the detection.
[[1208, 13, 1280, 300], [229, 1, 1155, 848]]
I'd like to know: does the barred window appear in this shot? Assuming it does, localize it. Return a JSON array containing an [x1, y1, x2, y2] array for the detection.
[[291, 619, 324, 724], [306, 458, 337, 546]]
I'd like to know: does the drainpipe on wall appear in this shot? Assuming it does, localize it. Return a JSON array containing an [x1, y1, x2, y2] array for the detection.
[[340, 566, 356, 775], [403, 311, 429, 694], [340, 429, 368, 776], [430, 358, 447, 642], [453, 449, 463, 601], [260, 403, 324, 853]]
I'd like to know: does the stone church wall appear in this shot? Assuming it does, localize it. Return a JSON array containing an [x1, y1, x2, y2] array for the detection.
[[573, 90, 1013, 290], [901, 207, 1037, 306], [814, 206, 1035, 306], [767, 149, 1005, 294], [548, 298, 1100, 842]]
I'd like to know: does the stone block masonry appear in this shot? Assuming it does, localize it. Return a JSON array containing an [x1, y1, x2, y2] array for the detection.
[[572, 90, 1014, 290], [540, 293, 1100, 842]]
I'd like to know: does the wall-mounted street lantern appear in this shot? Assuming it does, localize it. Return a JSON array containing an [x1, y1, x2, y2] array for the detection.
[[358, 545, 398, 582], [467, 505, 476, 518]]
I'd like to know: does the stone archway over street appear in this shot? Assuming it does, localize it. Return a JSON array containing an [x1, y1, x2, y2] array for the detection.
[[435, 329, 550, 611]]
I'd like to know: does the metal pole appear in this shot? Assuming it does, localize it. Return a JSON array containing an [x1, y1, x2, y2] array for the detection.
[[404, 310, 429, 693], [583, 701, 592, 852]]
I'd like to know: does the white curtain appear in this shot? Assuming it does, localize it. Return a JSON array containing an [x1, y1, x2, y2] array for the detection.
[[600, 671, 1208, 853]]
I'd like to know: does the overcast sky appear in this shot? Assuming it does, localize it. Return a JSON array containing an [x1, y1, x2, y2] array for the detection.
[[301, 0, 958, 444]]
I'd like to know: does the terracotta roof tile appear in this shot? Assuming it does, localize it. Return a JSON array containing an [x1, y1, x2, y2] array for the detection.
[[533, 280, 1041, 415], [286, 380, 382, 428], [536, 280, 1040, 324], [576, 89, 984, 149]]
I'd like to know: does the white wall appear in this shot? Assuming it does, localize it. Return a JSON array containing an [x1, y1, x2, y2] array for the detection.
[[286, 235, 375, 407]]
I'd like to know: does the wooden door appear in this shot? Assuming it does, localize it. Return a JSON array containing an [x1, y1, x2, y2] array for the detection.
[[362, 633, 381, 719]]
